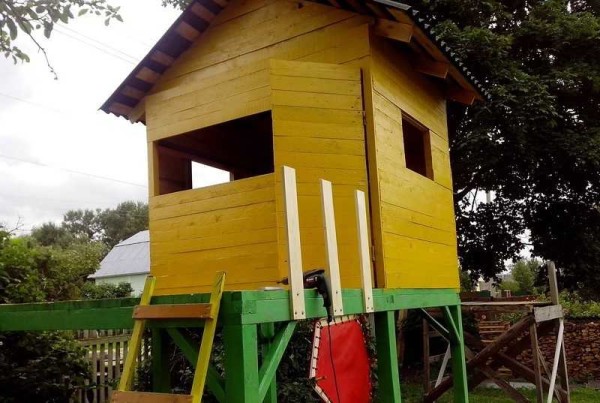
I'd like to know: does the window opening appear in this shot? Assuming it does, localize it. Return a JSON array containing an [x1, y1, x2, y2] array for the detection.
[[402, 116, 433, 179], [155, 111, 274, 195], [191, 162, 230, 189]]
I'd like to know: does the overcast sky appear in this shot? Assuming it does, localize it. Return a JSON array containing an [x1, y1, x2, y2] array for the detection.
[[0, 0, 229, 234]]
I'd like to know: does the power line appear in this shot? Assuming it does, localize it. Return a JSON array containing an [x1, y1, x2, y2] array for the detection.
[[57, 25, 140, 62], [53, 26, 137, 65], [0, 154, 147, 188], [0, 92, 65, 114]]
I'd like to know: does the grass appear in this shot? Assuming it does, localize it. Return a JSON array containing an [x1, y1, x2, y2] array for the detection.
[[400, 383, 600, 402]]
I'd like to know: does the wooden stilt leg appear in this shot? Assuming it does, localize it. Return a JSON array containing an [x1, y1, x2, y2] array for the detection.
[[224, 324, 260, 403], [423, 319, 430, 395], [375, 310, 402, 403], [530, 324, 544, 403], [447, 305, 469, 403], [259, 323, 277, 403]]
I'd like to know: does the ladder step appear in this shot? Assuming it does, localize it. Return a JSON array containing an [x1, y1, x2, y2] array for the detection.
[[133, 304, 213, 320], [112, 391, 192, 403]]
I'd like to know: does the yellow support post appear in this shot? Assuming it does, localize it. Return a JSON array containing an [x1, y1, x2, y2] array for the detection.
[[118, 276, 156, 392]]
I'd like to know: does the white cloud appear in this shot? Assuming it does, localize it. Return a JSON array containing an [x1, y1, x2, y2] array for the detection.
[[0, 0, 182, 232]]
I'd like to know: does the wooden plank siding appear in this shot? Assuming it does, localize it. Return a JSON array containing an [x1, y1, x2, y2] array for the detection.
[[143, 0, 460, 294], [271, 59, 369, 289], [149, 174, 279, 295], [367, 34, 459, 289]]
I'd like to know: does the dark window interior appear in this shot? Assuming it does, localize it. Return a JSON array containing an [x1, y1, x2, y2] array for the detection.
[[402, 116, 433, 179], [155, 111, 274, 195]]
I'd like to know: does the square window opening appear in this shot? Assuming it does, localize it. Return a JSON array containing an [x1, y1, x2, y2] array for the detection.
[[402, 116, 433, 180], [155, 111, 274, 195]]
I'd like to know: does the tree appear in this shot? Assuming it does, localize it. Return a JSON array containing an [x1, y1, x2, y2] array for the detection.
[[96, 201, 148, 248], [511, 259, 540, 295], [30, 221, 75, 247], [410, 0, 600, 295], [0, 0, 121, 77], [33, 201, 149, 249]]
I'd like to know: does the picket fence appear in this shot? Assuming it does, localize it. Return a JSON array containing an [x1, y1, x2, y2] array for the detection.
[[71, 330, 150, 403]]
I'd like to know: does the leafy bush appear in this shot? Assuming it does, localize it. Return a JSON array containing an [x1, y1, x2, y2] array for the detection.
[[81, 282, 133, 299], [0, 332, 89, 403], [560, 292, 600, 319]]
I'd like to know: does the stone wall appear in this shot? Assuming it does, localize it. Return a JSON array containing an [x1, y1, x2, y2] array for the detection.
[[517, 319, 600, 382]]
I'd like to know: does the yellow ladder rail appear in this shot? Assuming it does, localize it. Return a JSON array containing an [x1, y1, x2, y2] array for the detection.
[[112, 272, 226, 403]]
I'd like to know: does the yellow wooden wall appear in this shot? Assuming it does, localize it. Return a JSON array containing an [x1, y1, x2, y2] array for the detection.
[[366, 35, 459, 289], [271, 59, 369, 289], [149, 174, 278, 295], [144, 0, 460, 294], [145, 0, 374, 294]]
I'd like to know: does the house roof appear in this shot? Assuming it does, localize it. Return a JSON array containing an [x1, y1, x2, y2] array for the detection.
[[89, 230, 150, 279], [101, 0, 487, 122]]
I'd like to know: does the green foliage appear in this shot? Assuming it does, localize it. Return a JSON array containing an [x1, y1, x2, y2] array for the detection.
[[32, 201, 148, 250], [459, 269, 474, 292], [409, 0, 600, 296], [30, 222, 75, 248], [560, 291, 600, 318], [511, 259, 540, 295], [0, 237, 45, 303], [499, 280, 520, 293], [80, 281, 133, 299], [0, 331, 90, 403], [0, 0, 121, 76]]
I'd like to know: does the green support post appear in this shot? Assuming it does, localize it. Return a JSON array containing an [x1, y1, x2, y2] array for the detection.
[[151, 328, 171, 393], [259, 323, 277, 403], [375, 311, 402, 403], [443, 305, 469, 403], [224, 324, 260, 403]]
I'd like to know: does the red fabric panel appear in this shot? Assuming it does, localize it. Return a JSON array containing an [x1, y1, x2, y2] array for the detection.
[[313, 320, 371, 403]]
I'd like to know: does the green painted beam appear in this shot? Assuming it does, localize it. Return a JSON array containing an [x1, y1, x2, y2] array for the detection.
[[375, 310, 402, 403], [152, 328, 171, 393], [447, 305, 469, 403], [257, 322, 297, 402], [0, 289, 460, 331], [164, 328, 225, 403], [224, 324, 260, 403]]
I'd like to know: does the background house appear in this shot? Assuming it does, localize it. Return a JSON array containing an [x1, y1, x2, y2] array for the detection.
[[89, 230, 149, 295]]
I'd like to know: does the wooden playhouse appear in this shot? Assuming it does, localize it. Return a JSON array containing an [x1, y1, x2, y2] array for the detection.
[[0, 1, 487, 402], [101, 0, 484, 298]]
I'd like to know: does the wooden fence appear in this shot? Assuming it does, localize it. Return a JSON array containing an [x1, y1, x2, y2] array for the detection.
[[72, 331, 149, 403]]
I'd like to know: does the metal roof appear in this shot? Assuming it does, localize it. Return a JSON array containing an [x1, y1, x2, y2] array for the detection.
[[89, 230, 150, 279], [100, 0, 487, 122]]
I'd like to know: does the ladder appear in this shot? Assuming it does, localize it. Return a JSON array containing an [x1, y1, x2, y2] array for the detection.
[[111, 272, 226, 403]]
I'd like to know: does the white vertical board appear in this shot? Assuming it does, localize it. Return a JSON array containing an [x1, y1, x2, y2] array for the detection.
[[282, 166, 306, 320], [320, 179, 344, 317], [355, 190, 374, 312]]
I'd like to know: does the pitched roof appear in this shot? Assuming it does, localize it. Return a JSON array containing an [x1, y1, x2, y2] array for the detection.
[[89, 230, 150, 279], [101, 0, 487, 122]]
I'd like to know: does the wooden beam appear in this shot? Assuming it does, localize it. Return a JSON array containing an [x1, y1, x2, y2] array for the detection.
[[320, 179, 343, 318], [548, 261, 571, 402], [447, 86, 477, 105], [355, 190, 374, 313], [531, 324, 545, 403], [414, 57, 450, 79], [132, 304, 213, 320], [128, 98, 146, 124], [282, 166, 305, 320], [112, 391, 192, 403], [534, 305, 563, 323], [373, 19, 413, 43]]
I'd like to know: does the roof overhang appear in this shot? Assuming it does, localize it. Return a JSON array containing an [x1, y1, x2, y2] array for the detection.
[[101, 0, 487, 123]]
